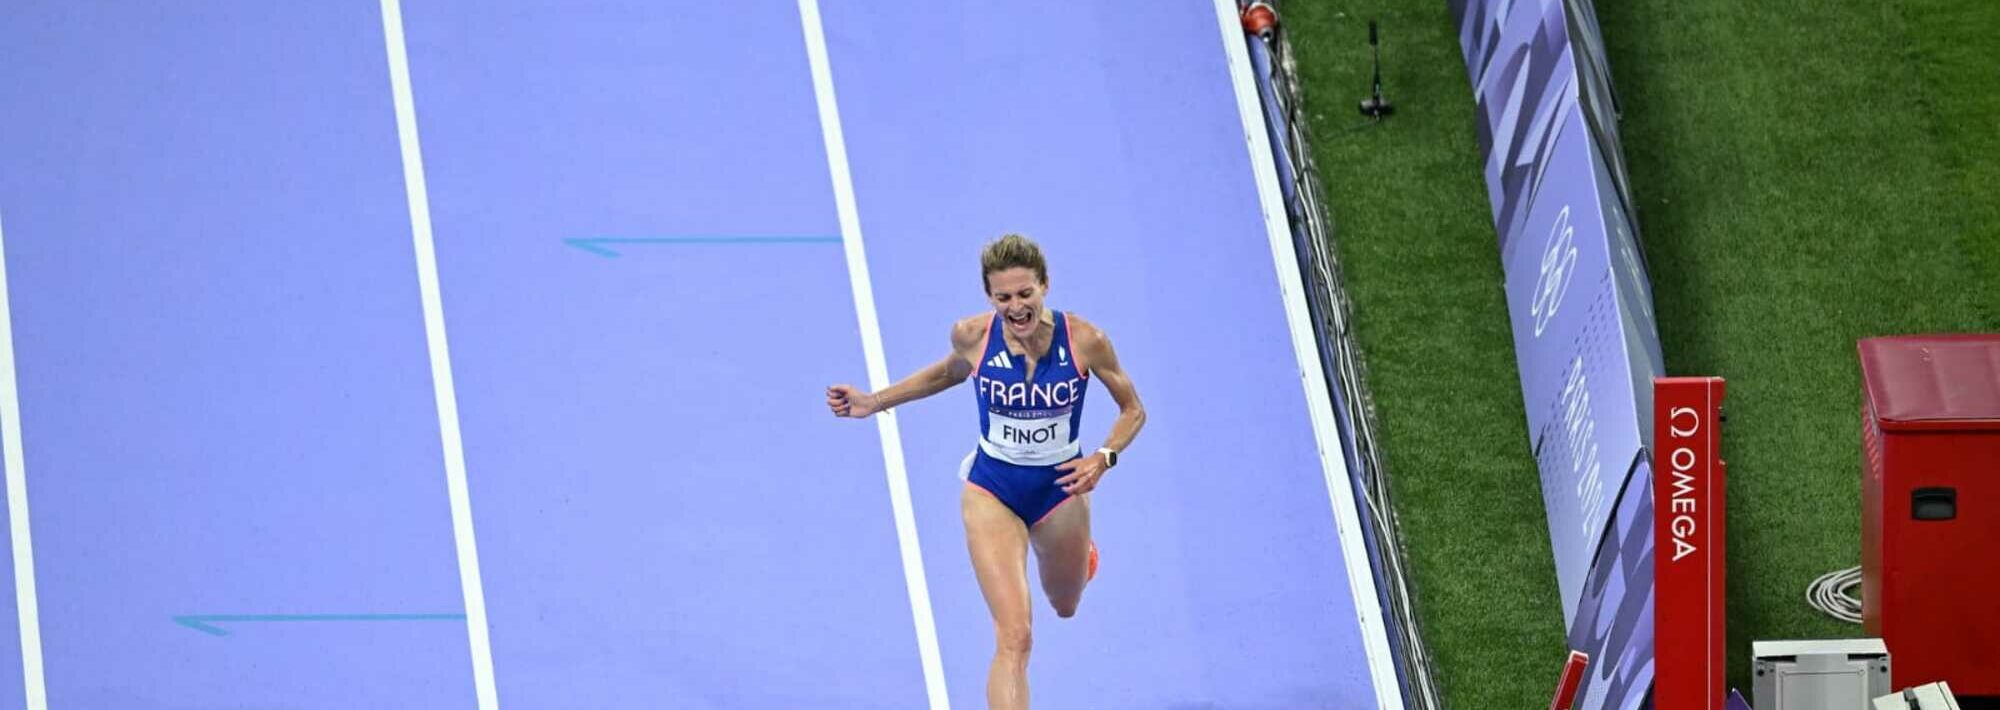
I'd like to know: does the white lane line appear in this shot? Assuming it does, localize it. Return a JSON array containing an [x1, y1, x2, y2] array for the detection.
[[0, 209, 49, 710], [376, 3, 501, 707], [1209, 1, 1405, 707], [797, 2, 950, 708]]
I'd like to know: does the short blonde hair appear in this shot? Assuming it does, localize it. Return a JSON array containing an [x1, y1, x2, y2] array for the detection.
[[980, 233, 1048, 292]]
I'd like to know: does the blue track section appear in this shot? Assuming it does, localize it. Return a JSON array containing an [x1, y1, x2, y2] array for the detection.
[[0, 1, 1385, 706], [0, 3, 470, 707], [397, 2, 927, 706]]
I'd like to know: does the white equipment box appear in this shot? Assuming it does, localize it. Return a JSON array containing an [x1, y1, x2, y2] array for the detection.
[[1753, 639, 1893, 710]]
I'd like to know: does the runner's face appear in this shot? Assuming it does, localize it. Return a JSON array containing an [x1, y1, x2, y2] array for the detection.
[[985, 267, 1046, 338]]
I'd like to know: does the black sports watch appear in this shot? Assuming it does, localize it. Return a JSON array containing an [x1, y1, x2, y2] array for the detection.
[[1097, 447, 1119, 468]]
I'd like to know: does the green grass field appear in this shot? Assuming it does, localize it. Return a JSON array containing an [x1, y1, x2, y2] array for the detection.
[[1284, 0, 1999, 704]]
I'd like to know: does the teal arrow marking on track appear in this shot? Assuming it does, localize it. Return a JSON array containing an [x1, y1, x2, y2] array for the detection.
[[565, 235, 842, 258], [173, 613, 467, 637]]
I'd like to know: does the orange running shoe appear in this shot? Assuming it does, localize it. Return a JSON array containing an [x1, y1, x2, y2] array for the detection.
[[1087, 541, 1098, 582]]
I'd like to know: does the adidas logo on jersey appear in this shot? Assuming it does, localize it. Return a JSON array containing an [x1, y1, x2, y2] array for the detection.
[[986, 351, 1015, 369]]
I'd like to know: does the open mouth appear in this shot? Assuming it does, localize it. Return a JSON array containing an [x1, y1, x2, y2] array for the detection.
[[1006, 309, 1034, 328]]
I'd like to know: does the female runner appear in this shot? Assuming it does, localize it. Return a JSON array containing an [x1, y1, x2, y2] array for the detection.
[[827, 234, 1146, 709]]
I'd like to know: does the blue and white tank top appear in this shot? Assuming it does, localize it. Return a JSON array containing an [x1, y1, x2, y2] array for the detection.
[[971, 310, 1089, 466]]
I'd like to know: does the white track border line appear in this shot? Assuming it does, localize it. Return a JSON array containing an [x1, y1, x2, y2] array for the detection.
[[0, 210, 48, 710], [797, 2, 949, 708], [377, 3, 500, 707], [1209, 2, 1403, 707]]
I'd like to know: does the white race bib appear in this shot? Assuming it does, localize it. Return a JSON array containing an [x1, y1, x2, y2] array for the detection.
[[979, 409, 1078, 465]]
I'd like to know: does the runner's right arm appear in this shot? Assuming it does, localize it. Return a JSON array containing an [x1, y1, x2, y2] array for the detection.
[[827, 317, 981, 418]]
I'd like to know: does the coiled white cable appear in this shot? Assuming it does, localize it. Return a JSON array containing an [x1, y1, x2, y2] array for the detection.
[[1807, 565, 1865, 624]]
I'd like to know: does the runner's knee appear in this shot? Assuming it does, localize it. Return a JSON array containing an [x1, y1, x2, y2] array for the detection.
[[994, 620, 1032, 658]]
